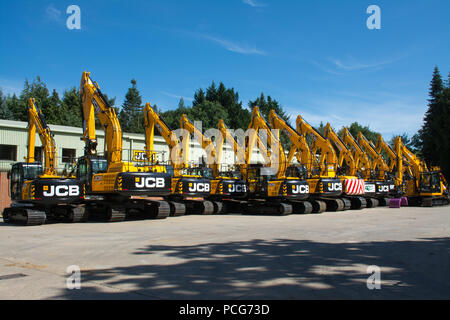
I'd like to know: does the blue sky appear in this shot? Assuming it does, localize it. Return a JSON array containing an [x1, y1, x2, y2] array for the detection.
[[1, 0, 449, 138]]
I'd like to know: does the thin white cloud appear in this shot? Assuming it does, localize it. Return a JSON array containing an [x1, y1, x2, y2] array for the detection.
[[45, 4, 62, 22], [310, 60, 344, 76], [329, 57, 398, 71], [242, 0, 267, 8], [161, 91, 193, 102], [200, 34, 267, 55], [310, 56, 401, 75]]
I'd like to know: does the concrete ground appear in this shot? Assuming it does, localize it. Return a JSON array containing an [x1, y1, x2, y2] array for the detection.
[[0, 205, 449, 300]]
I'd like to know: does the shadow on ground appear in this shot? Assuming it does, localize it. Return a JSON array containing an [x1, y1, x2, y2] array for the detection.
[[57, 237, 450, 299]]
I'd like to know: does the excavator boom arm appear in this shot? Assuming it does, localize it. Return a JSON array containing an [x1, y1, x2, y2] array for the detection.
[[26, 98, 57, 176], [80, 71, 122, 164]]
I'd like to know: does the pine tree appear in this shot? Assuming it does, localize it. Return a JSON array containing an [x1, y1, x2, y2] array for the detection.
[[0, 88, 14, 120], [436, 84, 450, 179], [191, 82, 249, 130], [61, 87, 82, 127], [248, 93, 292, 149], [420, 67, 444, 166], [178, 98, 185, 109], [119, 79, 143, 133]]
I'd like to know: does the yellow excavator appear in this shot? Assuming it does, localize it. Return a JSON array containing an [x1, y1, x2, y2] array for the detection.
[[338, 126, 389, 207], [356, 132, 396, 204], [180, 114, 247, 213], [237, 106, 312, 215], [268, 110, 347, 212], [376, 134, 415, 196], [143, 103, 215, 215], [3, 98, 85, 225], [296, 116, 367, 210], [393, 136, 448, 206], [74, 72, 172, 222]]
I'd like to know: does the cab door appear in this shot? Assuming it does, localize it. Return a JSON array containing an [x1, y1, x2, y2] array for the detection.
[[10, 164, 24, 201], [76, 158, 91, 192]]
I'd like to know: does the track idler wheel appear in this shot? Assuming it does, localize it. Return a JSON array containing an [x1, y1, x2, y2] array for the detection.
[[311, 200, 326, 213], [148, 201, 170, 219], [341, 198, 351, 210], [378, 197, 389, 206], [187, 201, 215, 215], [2, 209, 11, 224], [66, 206, 87, 223], [169, 202, 186, 217], [292, 201, 313, 214], [278, 203, 292, 216], [350, 197, 367, 210], [107, 207, 126, 222], [213, 201, 224, 214], [326, 199, 345, 212], [366, 198, 379, 208], [25, 209, 46, 226]]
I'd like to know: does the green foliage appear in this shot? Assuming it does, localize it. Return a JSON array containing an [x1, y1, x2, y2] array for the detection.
[[316, 122, 325, 136], [60, 87, 83, 127], [338, 122, 379, 144], [161, 81, 250, 131], [420, 66, 444, 166], [389, 133, 420, 153], [0, 89, 14, 120], [119, 79, 144, 133], [248, 93, 292, 149], [190, 101, 229, 130]]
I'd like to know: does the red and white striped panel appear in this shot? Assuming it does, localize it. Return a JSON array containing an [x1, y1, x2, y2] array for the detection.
[[344, 179, 365, 195]]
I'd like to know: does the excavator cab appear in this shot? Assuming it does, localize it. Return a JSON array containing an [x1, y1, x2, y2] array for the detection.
[[247, 164, 309, 199], [75, 155, 108, 191], [9, 162, 43, 201], [419, 171, 442, 194], [286, 165, 308, 180]]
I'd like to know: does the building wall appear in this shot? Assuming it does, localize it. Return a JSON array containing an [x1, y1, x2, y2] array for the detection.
[[0, 172, 11, 216]]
